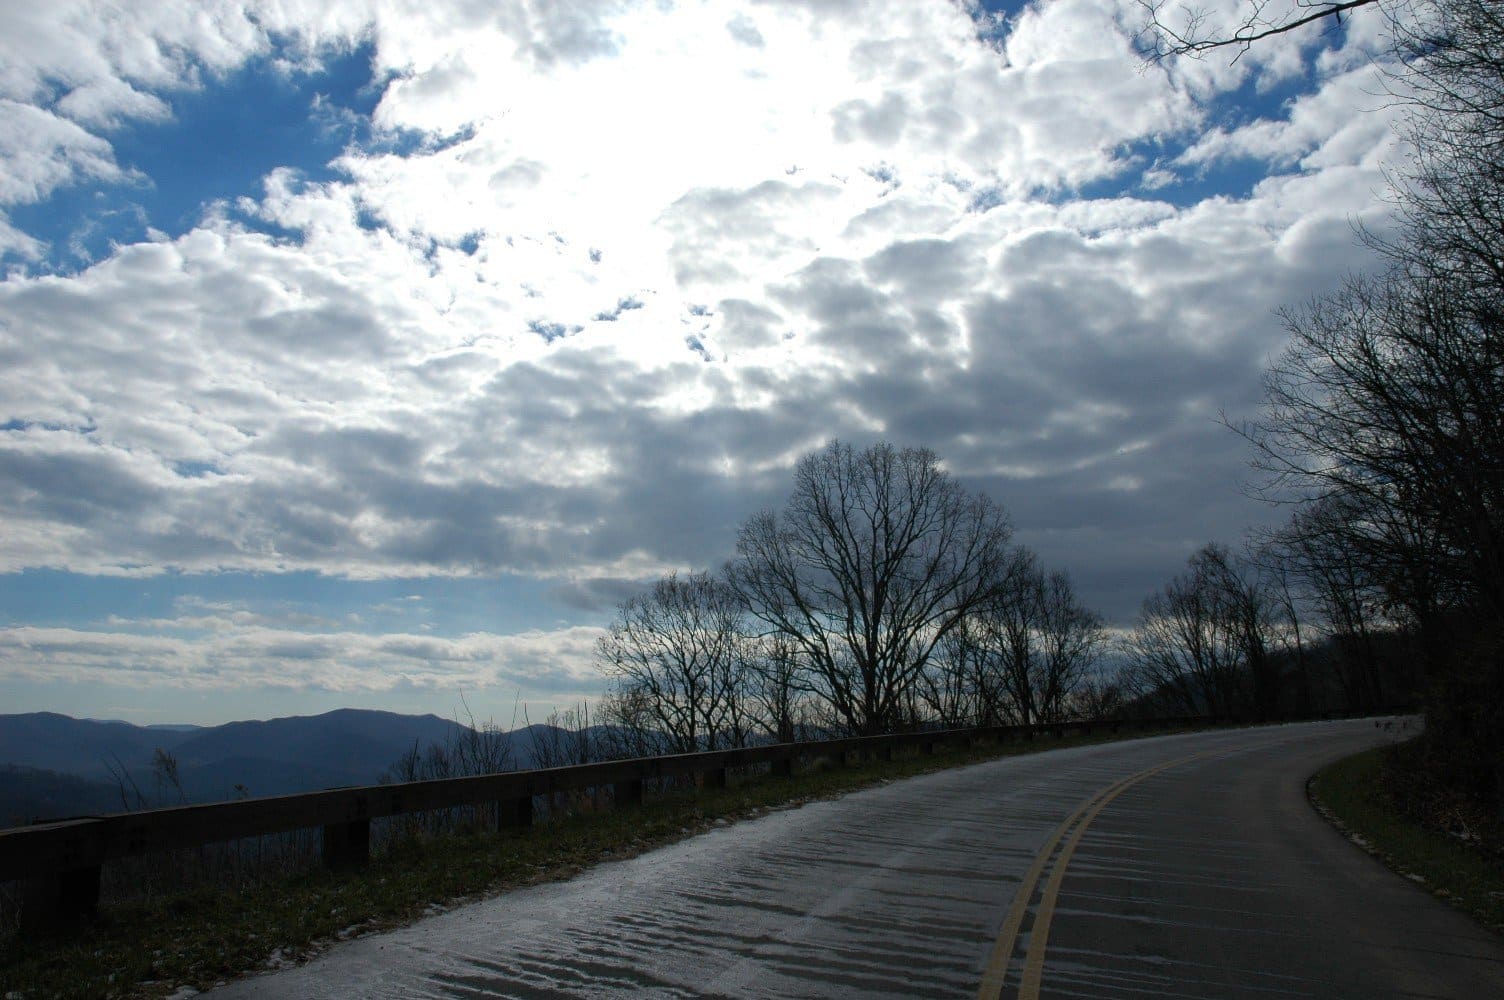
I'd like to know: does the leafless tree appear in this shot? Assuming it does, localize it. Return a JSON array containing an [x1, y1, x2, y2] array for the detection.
[[1036, 571, 1109, 724], [743, 635, 806, 743], [1200, 544, 1285, 720], [1124, 544, 1255, 716], [1251, 532, 1317, 715], [920, 550, 1105, 727], [989, 548, 1048, 727], [1073, 668, 1128, 722], [597, 571, 749, 753], [1380, 0, 1504, 299], [1148, 0, 1504, 799], [1250, 273, 1504, 621], [1264, 497, 1393, 708], [922, 620, 985, 727], [383, 699, 515, 783], [525, 703, 605, 768], [728, 441, 1014, 736]]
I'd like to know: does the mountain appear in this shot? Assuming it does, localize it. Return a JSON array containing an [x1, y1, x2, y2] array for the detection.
[[0, 712, 199, 781], [167, 708, 466, 780], [0, 764, 124, 827], [0, 709, 479, 826]]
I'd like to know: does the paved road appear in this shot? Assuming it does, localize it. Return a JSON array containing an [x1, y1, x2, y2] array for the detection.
[[213, 719, 1504, 998]]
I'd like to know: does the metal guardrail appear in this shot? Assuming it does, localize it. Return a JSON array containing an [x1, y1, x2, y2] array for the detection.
[[2, 714, 1247, 928]]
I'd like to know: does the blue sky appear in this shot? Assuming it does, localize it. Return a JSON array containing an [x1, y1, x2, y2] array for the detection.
[[9, 43, 382, 273], [0, 0, 1405, 725]]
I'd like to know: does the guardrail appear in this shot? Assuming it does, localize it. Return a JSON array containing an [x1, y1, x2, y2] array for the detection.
[[1, 713, 1261, 930]]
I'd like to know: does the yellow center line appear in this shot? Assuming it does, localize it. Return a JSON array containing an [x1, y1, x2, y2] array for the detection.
[[975, 773, 1134, 998], [977, 754, 1198, 1000]]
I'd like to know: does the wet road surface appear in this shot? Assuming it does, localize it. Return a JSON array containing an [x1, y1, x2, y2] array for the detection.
[[212, 719, 1504, 998]]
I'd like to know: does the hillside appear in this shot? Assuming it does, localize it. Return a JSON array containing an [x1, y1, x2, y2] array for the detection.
[[0, 709, 478, 825], [0, 764, 123, 827]]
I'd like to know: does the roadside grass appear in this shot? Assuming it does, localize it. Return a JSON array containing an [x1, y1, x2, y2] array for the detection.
[[3, 723, 1194, 999], [1309, 745, 1504, 934]]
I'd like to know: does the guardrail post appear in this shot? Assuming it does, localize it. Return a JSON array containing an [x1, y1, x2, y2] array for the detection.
[[20, 865, 100, 932], [771, 756, 794, 777], [701, 767, 727, 790], [878, 743, 894, 762], [322, 819, 370, 870], [498, 795, 533, 830], [614, 779, 643, 808]]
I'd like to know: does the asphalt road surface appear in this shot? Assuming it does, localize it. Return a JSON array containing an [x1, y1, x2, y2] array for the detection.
[[212, 719, 1504, 998]]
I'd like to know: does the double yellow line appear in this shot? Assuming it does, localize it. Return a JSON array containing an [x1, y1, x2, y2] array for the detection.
[[976, 753, 1198, 1000]]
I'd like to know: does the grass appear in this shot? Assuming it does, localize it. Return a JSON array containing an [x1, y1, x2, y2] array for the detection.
[[1308, 744, 1504, 934], [1, 724, 1196, 999]]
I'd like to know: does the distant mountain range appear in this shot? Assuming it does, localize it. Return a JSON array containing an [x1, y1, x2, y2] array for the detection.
[[0, 709, 539, 828]]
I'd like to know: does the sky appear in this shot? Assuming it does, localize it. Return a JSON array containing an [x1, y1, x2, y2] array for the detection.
[[0, 0, 1410, 726]]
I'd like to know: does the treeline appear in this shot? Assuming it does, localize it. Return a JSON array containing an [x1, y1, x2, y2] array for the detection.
[[1121, 540, 1421, 721], [590, 442, 1113, 753], [1134, 0, 1504, 825], [1248, 0, 1504, 822], [588, 441, 1419, 762]]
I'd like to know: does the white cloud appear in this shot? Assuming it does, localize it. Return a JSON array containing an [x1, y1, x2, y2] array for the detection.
[[0, 0, 1412, 631], [1179, 63, 1404, 171], [0, 100, 128, 204], [0, 619, 606, 696]]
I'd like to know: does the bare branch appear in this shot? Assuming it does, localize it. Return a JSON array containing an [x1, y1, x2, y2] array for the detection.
[[1138, 0, 1379, 62]]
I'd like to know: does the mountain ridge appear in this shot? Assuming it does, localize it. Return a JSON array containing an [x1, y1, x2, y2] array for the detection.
[[0, 708, 484, 826]]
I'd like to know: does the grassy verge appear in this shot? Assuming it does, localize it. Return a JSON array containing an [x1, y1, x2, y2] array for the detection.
[[2, 724, 1194, 999], [1308, 745, 1504, 934]]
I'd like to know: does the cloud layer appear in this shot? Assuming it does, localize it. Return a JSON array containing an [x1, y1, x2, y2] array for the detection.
[[0, 1, 1412, 704]]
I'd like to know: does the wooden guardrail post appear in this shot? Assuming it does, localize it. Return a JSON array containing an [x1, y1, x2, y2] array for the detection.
[[21, 864, 100, 933], [497, 795, 533, 830], [771, 755, 793, 777], [322, 819, 370, 870], [614, 779, 643, 808], [701, 767, 728, 790]]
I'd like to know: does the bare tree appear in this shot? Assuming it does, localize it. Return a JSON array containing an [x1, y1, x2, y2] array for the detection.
[[383, 699, 515, 783], [1266, 497, 1393, 709], [921, 621, 984, 727], [597, 571, 748, 753], [989, 548, 1048, 727], [743, 635, 806, 743], [1250, 272, 1504, 621], [1125, 544, 1253, 717], [1380, 0, 1504, 301], [1200, 544, 1285, 720], [525, 703, 604, 768], [728, 441, 1013, 736], [921, 550, 1105, 727], [1073, 668, 1128, 722], [1036, 571, 1109, 724]]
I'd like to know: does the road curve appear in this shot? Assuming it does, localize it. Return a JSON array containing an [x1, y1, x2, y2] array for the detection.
[[212, 719, 1504, 998]]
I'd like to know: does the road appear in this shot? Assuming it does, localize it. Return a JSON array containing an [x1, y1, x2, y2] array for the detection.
[[212, 719, 1504, 998]]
